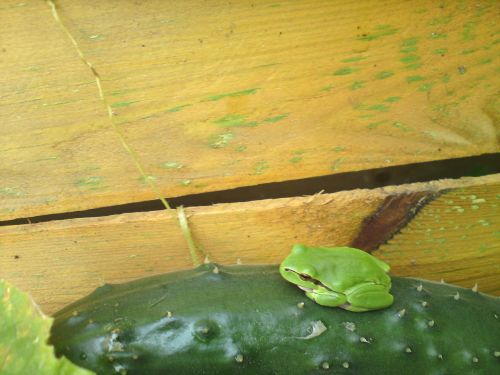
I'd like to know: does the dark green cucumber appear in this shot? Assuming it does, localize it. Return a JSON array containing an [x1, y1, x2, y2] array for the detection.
[[50, 264, 499, 375]]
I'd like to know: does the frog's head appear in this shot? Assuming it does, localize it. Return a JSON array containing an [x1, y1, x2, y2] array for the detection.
[[279, 244, 333, 294]]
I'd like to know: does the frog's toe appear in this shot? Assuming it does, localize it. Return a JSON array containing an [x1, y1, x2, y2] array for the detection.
[[341, 303, 371, 312], [346, 291, 394, 311]]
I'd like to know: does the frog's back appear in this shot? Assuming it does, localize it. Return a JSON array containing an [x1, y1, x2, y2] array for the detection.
[[311, 246, 391, 290]]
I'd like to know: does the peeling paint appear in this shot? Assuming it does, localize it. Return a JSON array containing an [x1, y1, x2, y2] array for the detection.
[[252, 161, 269, 175], [351, 80, 365, 90], [111, 101, 136, 108], [166, 104, 191, 113], [384, 96, 401, 103], [341, 56, 367, 63], [264, 114, 289, 123], [406, 75, 424, 83], [76, 176, 103, 187], [160, 162, 184, 169], [333, 67, 359, 76], [203, 88, 259, 102], [376, 71, 394, 80], [357, 24, 398, 41], [209, 132, 234, 149], [214, 114, 257, 128], [0, 187, 25, 197]]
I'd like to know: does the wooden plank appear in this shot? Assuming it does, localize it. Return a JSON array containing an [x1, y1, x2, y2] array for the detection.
[[1, 0, 499, 220], [0, 174, 498, 315]]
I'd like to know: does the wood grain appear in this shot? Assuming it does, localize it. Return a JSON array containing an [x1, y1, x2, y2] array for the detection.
[[373, 179, 500, 294], [1, 0, 499, 220], [0, 174, 497, 315]]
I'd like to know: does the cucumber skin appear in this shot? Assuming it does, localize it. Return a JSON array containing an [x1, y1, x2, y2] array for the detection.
[[50, 264, 499, 375]]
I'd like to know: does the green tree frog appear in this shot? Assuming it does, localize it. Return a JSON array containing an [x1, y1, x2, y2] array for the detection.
[[280, 244, 394, 312]]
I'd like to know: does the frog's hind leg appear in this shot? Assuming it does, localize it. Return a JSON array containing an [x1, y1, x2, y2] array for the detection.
[[305, 291, 347, 307], [344, 283, 394, 312]]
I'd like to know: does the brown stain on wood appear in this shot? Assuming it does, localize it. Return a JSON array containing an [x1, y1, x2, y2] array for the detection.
[[351, 191, 441, 251]]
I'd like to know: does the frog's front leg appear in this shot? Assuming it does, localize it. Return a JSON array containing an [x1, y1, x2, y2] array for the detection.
[[343, 283, 394, 312], [305, 290, 347, 307]]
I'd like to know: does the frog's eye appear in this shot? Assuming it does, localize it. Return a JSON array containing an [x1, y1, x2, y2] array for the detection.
[[299, 274, 314, 282], [299, 274, 323, 286], [301, 267, 317, 278]]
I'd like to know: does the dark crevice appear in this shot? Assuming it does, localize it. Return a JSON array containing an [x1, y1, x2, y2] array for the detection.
[[1, 153, 498, 227]]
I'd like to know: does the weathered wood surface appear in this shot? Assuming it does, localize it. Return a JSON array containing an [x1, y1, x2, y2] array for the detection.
[[1, 0, 499, 221], [1, 174, 498, 315]]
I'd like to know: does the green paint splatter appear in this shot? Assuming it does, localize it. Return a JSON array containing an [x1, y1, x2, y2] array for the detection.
[[418, 83, 434, 92], [367, 120, 388, 129], [0, 187, 25, 197], [88, 34, 104, 40], [461, 48, 477, 55], [139, 175, 157, 184], [235, 145, 247, 152], [478, 244, 489, 253], [111, 101, 135, 108], [210, 132, 234, 148], [341, 56, 367, 63], [24, 65, 42, 72], [406, 75, 424, 83], [35, 155, 58, 162], [76, 176, 103, 187], [332, 146, 345, 152], [320, 84, 334, 92], [428, 15, 452, 25], [367, 104, 389, 112], [252, 161, 269, 175], [203, 88, 259, 102], [180, 179, 191, 186], [264, 113, 289, 123], [160, 161, 184, 169], [405, 63, 422, 70], [289, 156, 302, 163], [400, 37, 419, 53], [213, 114, 257, 127], [433, 48, 448, 55], [384, 96, 401, 103], [333, 67, 359, 76], [253, 62, 280, 69], [462, 22, 477, 41], [400, 55, 419, 64], [351, 81, 365, 90], [331, 158, 345, 171], [166, 104, 191, 113], [392, 122, 411, 132], [400, 45, 417, 53], [110, 91, 128, 97], [375, 71, 394, 80], [358, 25, 398, 41], [430, 32, 447, 39], [478, 57, 492, 65]]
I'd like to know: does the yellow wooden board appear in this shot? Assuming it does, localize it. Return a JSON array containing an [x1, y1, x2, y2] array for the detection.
[[1, 174, 497, 315], [1, 0, 499, 221]]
